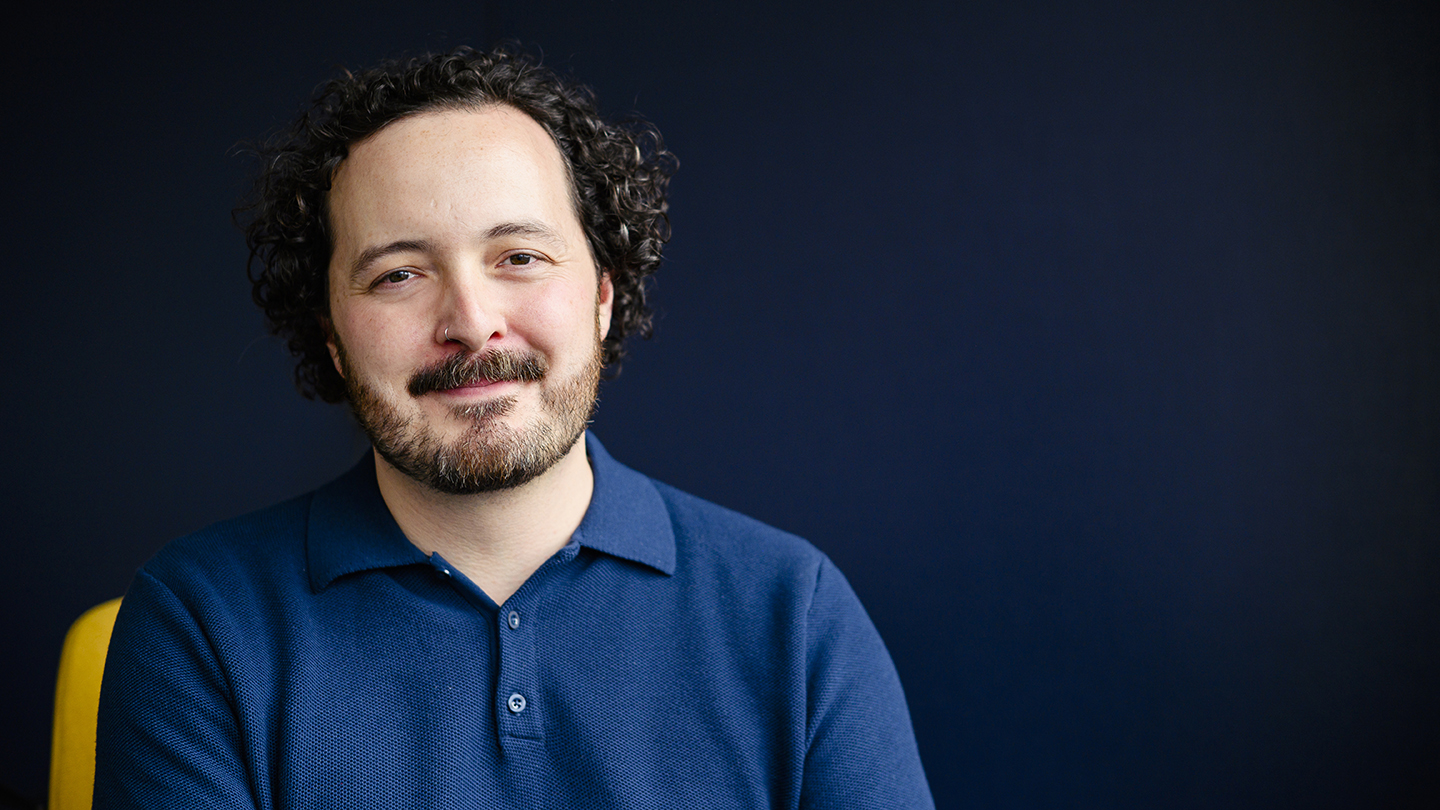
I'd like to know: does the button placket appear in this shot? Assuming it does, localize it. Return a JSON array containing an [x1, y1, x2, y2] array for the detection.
[[495, 597, 541, 742], [494, 545, 579, 748]]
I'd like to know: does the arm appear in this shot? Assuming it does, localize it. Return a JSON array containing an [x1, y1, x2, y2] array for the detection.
[[93, 569, 258, 809], [801, 558, 935, 810]]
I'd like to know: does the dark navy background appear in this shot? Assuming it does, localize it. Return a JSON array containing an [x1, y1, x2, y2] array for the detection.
[[4, 1, 1437, 807]]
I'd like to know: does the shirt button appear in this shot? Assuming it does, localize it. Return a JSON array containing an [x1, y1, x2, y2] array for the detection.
[[507, 611, 521, 629], [507, 693, 527, 713]]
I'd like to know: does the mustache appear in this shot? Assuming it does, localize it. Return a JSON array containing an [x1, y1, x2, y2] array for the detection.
[[407, 349, 549, 397]]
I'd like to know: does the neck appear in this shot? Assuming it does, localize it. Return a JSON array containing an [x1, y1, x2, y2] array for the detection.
[[372, 433, 594, 605]]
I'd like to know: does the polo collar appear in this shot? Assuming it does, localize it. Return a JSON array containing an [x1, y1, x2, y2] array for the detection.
[[305, 455, 427, 592], [573, 433, 676, 576], [306, 433, 675, 592]]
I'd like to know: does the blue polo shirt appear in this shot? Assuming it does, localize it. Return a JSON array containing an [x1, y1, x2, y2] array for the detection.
[[94, 435, 933, 809]]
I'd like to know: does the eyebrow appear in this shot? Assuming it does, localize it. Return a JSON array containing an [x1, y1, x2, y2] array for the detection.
[[483, 220, 568, 248], [349, 239, 436, 284]]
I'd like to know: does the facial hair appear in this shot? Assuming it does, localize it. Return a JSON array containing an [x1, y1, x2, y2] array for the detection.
[[337, 336, 602, 495]]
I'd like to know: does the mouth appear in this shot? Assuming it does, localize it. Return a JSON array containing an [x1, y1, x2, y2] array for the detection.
[[408, 349, 548, 398], [437, 377, 509, 395]]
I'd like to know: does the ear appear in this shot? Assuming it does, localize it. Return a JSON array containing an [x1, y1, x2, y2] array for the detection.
[[321, 315, 345, 379], [597, 271, 615, 340]]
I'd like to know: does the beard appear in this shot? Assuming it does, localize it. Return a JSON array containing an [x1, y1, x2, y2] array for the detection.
[[337, 337, 602, 495]]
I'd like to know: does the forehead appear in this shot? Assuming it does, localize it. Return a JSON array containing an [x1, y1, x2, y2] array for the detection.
[[327, 105, 578, 250]]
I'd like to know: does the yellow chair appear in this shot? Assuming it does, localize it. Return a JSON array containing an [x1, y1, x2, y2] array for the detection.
[[49, 598, 122, 810]]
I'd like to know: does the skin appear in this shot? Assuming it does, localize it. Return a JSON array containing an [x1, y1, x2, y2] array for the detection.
[[325, 105, 615, 604]]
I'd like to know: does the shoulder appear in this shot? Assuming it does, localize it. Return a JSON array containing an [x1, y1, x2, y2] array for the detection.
[[647, 478, 844, 602], [651, 479, 820, 559], [137, 492, 314, 604], [644, 477, 897, 700], [149, 493, 311, 564], [584, 434, 833, 587], [136, 455, 382, 602]]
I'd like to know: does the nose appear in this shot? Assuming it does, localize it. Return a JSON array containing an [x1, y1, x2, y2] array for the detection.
[[436, 273, 505, 351]]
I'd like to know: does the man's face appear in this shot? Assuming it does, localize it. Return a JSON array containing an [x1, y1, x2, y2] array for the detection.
[[325, 105, 613, 494]]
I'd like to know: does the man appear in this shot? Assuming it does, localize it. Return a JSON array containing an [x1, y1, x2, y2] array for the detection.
[[95, 47, 933, 809]]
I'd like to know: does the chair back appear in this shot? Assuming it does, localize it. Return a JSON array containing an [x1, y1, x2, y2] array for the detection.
[[49, 598, 122, 810]]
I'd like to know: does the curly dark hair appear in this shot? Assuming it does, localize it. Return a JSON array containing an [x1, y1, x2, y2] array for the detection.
[[238, 46, 676, 403]]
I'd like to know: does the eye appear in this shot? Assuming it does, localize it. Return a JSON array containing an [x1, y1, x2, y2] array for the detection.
[[373, 268, 416, 287], [505, 253, 539, 267]]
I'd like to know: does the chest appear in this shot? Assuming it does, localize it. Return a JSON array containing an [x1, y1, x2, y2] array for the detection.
[[222, 564, 810, 809]]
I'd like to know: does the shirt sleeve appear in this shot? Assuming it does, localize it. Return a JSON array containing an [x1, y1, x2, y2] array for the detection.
[[93, 569, 259, 809], [800, 557, 935, 810]]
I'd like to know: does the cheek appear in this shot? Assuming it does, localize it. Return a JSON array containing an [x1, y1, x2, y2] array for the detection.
[[505, 281, 585, 332], [330, 308, 419, 383]]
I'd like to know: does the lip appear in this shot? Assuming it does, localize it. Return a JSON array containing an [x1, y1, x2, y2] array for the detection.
[[431, 378, 518, 397]]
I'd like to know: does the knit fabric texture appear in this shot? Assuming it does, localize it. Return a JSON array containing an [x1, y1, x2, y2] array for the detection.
[[94, 435, 933, 809]]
